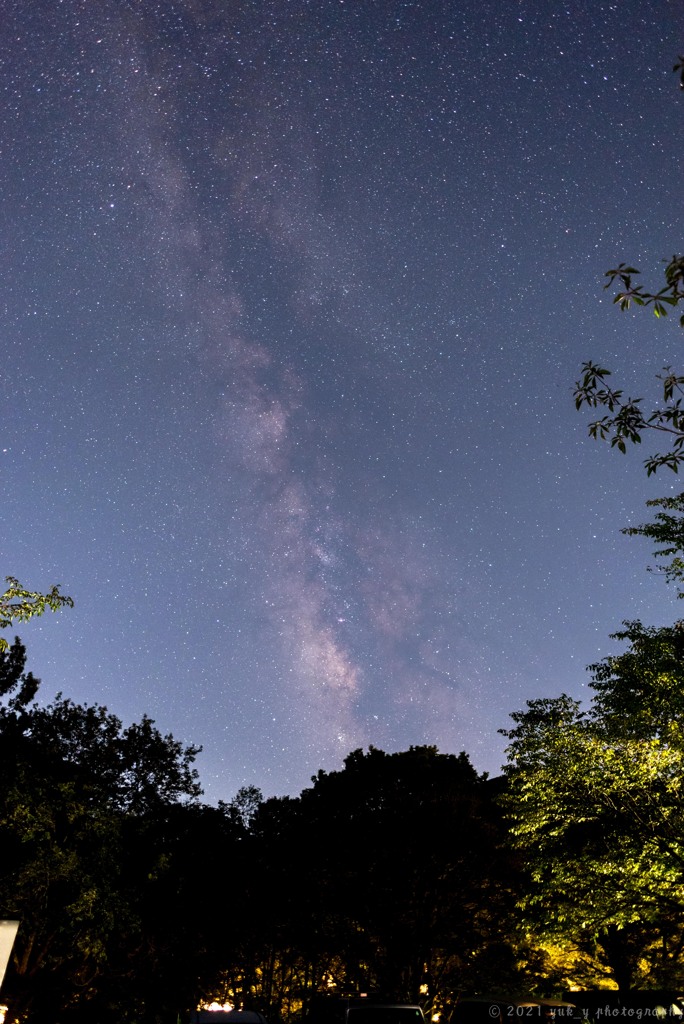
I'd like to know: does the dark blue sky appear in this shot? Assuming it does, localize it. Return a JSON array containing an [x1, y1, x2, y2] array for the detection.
[[2, 0, 683, 802]]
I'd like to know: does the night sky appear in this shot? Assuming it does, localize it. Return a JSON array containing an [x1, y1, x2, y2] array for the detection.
[[2, 0, 683, 803]]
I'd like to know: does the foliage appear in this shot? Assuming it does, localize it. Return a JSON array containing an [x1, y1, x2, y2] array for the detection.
[[551, 60, 684, 965], [574, 253, 684, 474], [0, 576, 73, 650], [573, 62, 683, 474], [222, 783, 263, 829], [0, 635, 42, 711], [588, 620, 684, 735], [574, 353, 684, 475], [0, 639, 207, 1023], [622, 492, 684, 597], [601, 258, 684, 323], [24, 698, 203, 814], [220, 746, 528, 1022], [501, 619, 684, 991]]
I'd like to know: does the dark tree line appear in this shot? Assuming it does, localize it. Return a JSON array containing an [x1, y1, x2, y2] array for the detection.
[[11, 515, 684, 1022], [0, 636, 240, 1023], [0, 639, 538, 1024]]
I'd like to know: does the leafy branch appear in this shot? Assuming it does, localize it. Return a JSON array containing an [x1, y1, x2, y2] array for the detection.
[[603, 256, 684, 324], [622, 493, 684, 596], [0, 576, 74, 650], [573, 59, 683, 475], [574, 361, 684, 475]]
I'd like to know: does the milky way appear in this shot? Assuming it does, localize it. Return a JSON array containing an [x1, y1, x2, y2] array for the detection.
[[2, 0, 682, 800]]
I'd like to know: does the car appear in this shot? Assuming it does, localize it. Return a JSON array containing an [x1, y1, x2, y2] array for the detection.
[[308, 997, 426, 1024], [345, 1005, 427, 1024]]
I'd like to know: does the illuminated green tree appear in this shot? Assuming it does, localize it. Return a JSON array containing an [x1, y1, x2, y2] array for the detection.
[[502, 624, 684, 990]]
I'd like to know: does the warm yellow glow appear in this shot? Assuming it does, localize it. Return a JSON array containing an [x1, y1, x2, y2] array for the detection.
[[0, 1005, 7, 1024], [432, 1014, 441, 1022], [199, 1001, 235, 1012]]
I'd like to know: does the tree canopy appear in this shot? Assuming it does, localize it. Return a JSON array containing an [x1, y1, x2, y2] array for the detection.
[[501, 548, 684, 992], [0, 638, 206, 1023], [501, 436, 684, 990], [501, 652, 684, 991]]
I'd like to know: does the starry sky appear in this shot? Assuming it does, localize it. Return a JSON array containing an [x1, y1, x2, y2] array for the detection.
[[2, 0, 683, 802]]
